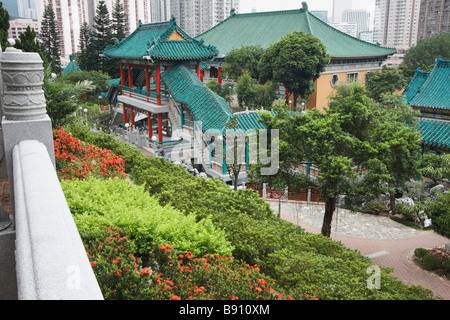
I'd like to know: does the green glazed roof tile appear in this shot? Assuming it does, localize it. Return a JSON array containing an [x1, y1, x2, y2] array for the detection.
[[104, 18, 218, 61], [196, 7, 396, 58], [403, 68, 430, 103], [407, 57, 450, 110], [419, 118, 450, 149]]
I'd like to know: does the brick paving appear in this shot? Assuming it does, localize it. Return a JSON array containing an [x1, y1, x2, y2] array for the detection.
[[270, 200, 450, 300]]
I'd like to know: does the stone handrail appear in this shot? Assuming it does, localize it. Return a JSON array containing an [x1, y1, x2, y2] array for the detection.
[[13, 140, 103, 300]]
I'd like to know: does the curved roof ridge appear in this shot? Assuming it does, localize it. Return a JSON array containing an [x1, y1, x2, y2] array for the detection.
[[306, 9, 397, 54]]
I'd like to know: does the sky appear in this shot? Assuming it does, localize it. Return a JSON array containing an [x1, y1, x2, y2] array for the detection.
[[239, 0, 376, 17]]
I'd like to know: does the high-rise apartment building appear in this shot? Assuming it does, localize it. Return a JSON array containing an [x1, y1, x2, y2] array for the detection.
[[342, 10, 370, 37], [332, 0, 352, 23], [151, 0, 240, 37], [373, 0, 421, 50], [33, 0, 152, 58], [417, 0, 450, 41]]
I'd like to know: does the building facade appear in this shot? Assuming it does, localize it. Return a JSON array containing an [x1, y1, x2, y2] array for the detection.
[[417, 0, 450, 41], [373, 0, 421, 50], [151, 0, 240, 37], [342, 9, 370, 38], [8, 17, 40, 40], [332, 0, 352, 23]]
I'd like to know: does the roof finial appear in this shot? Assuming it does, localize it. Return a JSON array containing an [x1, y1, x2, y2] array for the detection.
[[170, 14, 176, 24], [301, 2, 308, 12], [230, 8, 236, 16]]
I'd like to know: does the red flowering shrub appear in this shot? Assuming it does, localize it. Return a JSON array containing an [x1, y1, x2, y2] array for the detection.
[[53, 127, 125, 180], [83, 226, 291, 300]]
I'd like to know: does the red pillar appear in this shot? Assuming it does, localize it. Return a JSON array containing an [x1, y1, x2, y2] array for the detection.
[[130, 106, 135, 131], [156, 64, 161, 105], [120, 63, 125, 86], [127, 63, 133, 97], [145, 64, 150, 102], [285, 88, 289, 100], [200, 70, 204, 82], [147, 111, 152, 141], [157, 113, 163, 143], [196, 63, 201, 80], [218, 66, 222, 84], [122, 103, 127, 126]]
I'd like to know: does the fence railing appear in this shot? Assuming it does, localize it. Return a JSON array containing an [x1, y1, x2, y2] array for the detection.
[[13, 140, 103, 300], [246, 184, 324, 203]]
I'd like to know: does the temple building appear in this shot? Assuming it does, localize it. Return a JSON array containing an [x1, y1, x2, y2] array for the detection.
[[196, 2, 397, 111], [403, 56, 450, 154], [103, 16, 265, 183]]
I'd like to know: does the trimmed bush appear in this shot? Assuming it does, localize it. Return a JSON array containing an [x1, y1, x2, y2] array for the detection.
[[62, 177, 233, 257], [442, 260, 450, 276], [422, 254, 441, 271], [414, 248, 429, 259]]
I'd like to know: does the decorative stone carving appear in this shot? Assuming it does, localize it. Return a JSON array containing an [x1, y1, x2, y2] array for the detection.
[[0, 48, 46, 121]]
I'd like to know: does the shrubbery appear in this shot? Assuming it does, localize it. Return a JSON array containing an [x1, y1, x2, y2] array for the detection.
[[414, 247, 450, 277], [83, 226, 292, 300], [61, 177, 233, 257], [66, 123, 437, 300]]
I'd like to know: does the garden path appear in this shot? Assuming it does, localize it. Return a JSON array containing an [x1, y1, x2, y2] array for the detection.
[[269, 200, 450, 300]]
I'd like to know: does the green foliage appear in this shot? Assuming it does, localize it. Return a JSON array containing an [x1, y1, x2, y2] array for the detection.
[[235, 70, 279, 110], [62, 177, 233, 257], [422, 254, 441, 271], [77, 22, 96, 72], [206, 80, 235, 103], [43, 67, 95, 128], [365, 66, 408, 102], [222, 45, 265, 81], [112, 0, 127, 42], [363, 201, 388, 215], [63, 70, 111, 93], [258, 31, 330, 105], [420, 153, 450, 183], [67, 123, 437, 300], [40, 5, 61, 72], [443, 260, 450, 276], [427, 192, 450, 239], [0, 2, 9, 51], [395, 203, 416, 222], [400, 32, 450, 79], [414, 248, 429, 259]]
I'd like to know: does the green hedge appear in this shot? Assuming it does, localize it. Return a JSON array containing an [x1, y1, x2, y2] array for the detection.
[[67, 123, 436, 300], [61, 177, 233, 257]]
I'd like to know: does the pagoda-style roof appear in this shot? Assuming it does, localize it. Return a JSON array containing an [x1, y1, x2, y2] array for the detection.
[[62, 55, 82, 75], [196, 3, 396, 60], [404, 57, 450, 111], [419, 118, 450, 150], [103, 17, 219, 62]]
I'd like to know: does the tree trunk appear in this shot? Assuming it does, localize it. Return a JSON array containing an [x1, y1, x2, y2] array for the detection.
[[389, 183, 396, 212], [321, 196, 336, 237]]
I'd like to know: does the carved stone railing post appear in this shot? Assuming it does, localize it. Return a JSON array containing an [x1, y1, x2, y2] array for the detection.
[[0, 48, 55, 212]]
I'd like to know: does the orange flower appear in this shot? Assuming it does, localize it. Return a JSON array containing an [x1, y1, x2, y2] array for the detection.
[[171, 295, 181, 300]]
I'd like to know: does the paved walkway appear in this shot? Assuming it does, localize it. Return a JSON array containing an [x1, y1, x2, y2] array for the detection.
[[269, 200, 450, 300]]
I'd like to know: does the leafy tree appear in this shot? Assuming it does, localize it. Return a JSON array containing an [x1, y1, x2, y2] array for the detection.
[[43, 67, 95, 128], [421, 153, 450, 185], [112, 0, 128, 42], [235, 70, 278, 110], [206, 80, 234, 103], [400, 32, 450, 79], [63, 70, 111, 94], [0, 2, 10, 51], [365, 66, 408, 102], [222, 45, 265, 81], [13, 25, 48, 64], [257, 83, 422, 237], [40, 4, 61, 72], [224, 116, 246, 191], [258, 31, 330, 107]]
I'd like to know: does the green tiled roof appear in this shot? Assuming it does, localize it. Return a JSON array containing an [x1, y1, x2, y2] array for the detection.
[[419, 118, 450, 149], [162, 64, 233, 132], [403, 68, 430, 103], [196, 5, 396, 59], [62, 56, 82, 75], [406, 57, 450, 111], [104, 18, 218, 61], [162, 64, 270, 133]]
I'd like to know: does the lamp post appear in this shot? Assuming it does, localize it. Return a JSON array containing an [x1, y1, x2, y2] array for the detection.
[[83, 108, 88, 125]]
